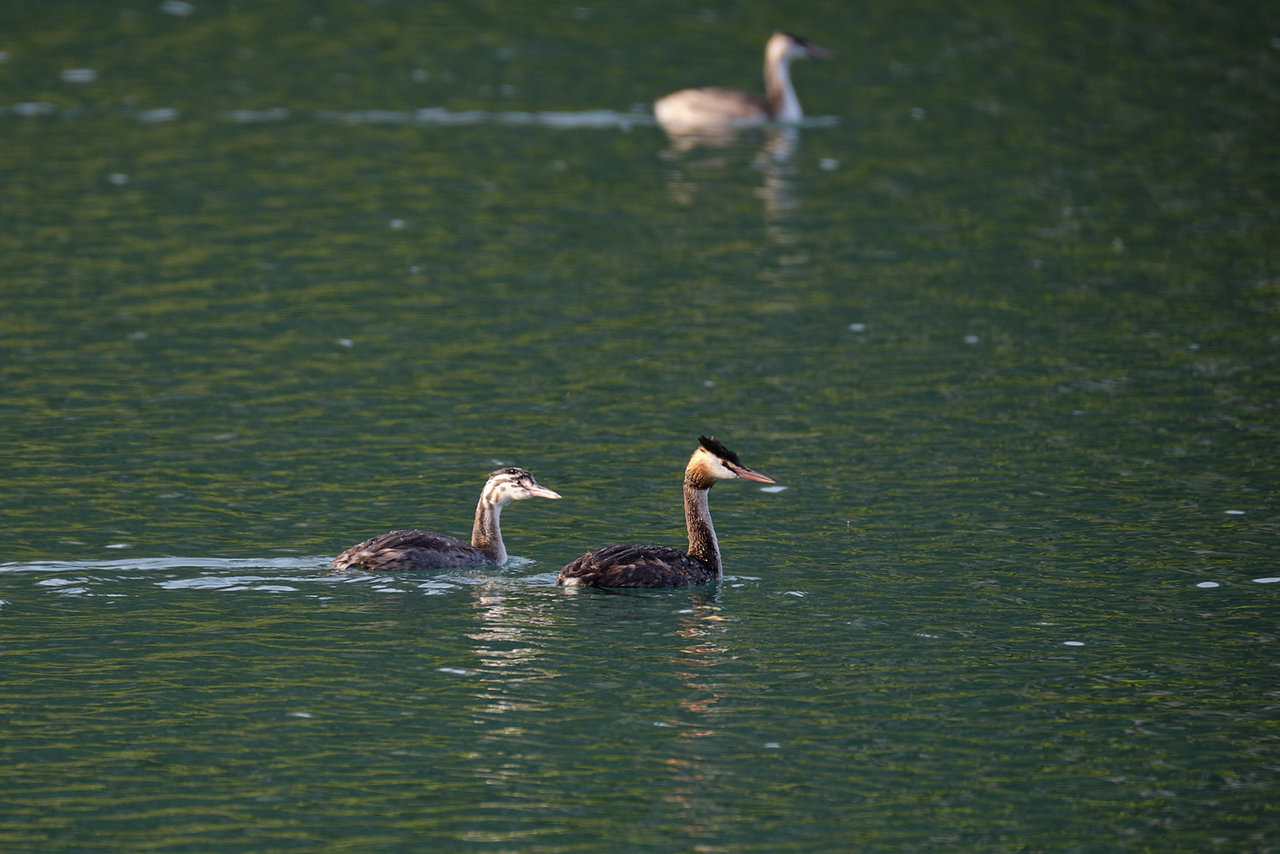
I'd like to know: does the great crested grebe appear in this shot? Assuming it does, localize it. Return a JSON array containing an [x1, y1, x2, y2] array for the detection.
[[557, 436, 775, 588], [330, 467, 560, 572], [653, 31, 832, 129]]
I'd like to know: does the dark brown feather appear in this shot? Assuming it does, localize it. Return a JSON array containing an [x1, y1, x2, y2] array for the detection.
[[558, 543, 716, 588], [330, 530, 488, 572]]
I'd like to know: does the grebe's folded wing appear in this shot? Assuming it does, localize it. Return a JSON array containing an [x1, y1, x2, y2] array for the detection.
[[331, 529, 481, 572], [654, 87, 770, 127], [558, 543, 713, 588]]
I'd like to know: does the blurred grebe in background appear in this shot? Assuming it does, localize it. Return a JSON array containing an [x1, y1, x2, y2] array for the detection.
[[654, 31, 831, 130]]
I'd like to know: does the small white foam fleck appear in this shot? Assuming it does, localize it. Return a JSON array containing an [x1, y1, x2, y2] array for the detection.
[[60, 68, 98, 83], [1252, 577, 1279, 584], [108, 173, 129, 186], [964, 335, 981, 344], [784, 590, 806, 597], [819, 158, 839, 171], [1062, 641, 1085, 647], [337, 338, 354, 348], [1196, 581, 1220, 589], [1224, 509, 1246, 515], [156, 577, 233, 590], [104, 543, 131, 549], [222, 107, 291, 123], [848, 322, 867, 332], [759, 485, 787, 493], [438, 667, 469, 676], [160, 0, 196, 16], [389, 218, 406, 230], [764, 741, 782, 749], [14, 102, 57, 117], [139, 108, 179, 123], [288, 711, 313, 718]]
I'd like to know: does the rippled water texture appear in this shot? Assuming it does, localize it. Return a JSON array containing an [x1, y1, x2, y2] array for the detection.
[[3, 1, 1278, 851]]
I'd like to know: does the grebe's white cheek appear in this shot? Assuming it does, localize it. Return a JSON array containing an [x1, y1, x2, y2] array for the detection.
[[710, 458, 738, 479]]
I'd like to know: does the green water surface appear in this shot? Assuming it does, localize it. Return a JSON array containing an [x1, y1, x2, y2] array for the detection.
[[2, 0, 1277, 851]]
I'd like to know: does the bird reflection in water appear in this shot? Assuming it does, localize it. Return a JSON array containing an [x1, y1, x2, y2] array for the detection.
[[656, 600, 742, 838]]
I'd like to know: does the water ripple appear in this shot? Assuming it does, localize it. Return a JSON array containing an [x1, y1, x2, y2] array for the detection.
[[315, 107, 653, 129], [0, 556, 558, 600]]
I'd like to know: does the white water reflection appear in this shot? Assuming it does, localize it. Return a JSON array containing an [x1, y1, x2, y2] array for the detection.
[[315, 107, 652, 129], [0, 555, 553, 599]]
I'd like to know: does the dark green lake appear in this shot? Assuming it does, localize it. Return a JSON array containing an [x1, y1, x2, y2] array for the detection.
[[3, 1, 1277, 851]]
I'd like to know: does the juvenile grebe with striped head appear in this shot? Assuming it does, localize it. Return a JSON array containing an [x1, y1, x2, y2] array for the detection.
[[557, 436, 775, 588], [331, 467, 560, 572], [654, 31, 832, 130]]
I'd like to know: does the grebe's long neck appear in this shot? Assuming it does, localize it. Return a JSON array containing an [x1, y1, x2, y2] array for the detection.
[[683, 480, 721, 577], [764, 44, 801, 121], [471, 497, 507, 564]]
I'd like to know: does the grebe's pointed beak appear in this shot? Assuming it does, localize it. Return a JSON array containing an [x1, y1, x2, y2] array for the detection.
[[806, 43, 833, 60], [732, 464, 776, 484], [785, 32, 833, 60], [528, 484, 562, 499]]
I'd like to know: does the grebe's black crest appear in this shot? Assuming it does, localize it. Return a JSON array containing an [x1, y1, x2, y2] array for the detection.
[[698, 434, 741, 465]]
